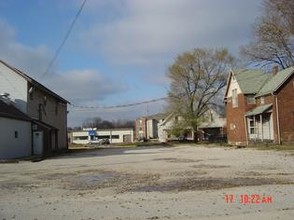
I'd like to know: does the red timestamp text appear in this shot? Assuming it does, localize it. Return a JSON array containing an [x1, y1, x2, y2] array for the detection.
[[225, 194, 273, 205]]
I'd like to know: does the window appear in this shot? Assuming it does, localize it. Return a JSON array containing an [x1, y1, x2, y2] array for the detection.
[[248, 117, 255, 134], [55, 103, 58, 115], [232, 89, 238, 108], [260, 97, 265, 105], [14, 131, 18, 138], [247, 95, 256, 104]]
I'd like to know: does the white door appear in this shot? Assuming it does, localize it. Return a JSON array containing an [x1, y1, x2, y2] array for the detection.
[[33, 131, 43, 155]]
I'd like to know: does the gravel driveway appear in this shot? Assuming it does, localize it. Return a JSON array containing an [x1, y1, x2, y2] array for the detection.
[[0, 145, 293, 219]]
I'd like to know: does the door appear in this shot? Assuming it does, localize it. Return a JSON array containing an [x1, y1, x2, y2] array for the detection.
[[33, 131, 43, 155], [123, 134, 131, 143]]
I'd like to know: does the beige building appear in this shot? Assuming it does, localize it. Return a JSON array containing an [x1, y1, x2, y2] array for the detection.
[[0, 60, 69, 155]]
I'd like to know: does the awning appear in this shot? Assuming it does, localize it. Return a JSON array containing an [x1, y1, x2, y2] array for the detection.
[[245, 104, 272, 117]]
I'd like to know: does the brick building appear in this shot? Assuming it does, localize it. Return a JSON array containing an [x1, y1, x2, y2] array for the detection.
[[225, 67, 294, 145], [135, 113, 166, 141]]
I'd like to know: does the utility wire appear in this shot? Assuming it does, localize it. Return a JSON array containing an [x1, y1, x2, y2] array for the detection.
[[70, 97, 168, 111], [41, 0, 87, 78]]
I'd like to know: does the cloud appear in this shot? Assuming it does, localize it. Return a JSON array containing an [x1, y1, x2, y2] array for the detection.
[[0, 18, 127, 108], [80, 0, 261, 66], [46, 69, 127, 104], [0, 19, 52, 78]]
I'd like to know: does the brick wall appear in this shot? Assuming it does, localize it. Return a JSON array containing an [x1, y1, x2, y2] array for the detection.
[[226, 94, 258, 145], [276, 74, 294, 142]]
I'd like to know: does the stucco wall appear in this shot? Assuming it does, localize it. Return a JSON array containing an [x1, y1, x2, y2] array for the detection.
[[27, 84, 68, 149]]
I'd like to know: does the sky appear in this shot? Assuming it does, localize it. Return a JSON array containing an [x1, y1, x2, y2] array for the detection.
[[0, 0, 262, 127]]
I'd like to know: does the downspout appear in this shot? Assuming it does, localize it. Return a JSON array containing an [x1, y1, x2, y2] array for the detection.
[[244, 116, 249, 146], [274, 94, 281, 145]]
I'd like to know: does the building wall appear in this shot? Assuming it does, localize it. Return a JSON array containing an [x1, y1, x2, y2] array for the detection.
[[0, 117, 31, 159], [0, 63, 28, 113], [135, 117, 147, 140], [226, 94, 250, 145], [27, 83, 68, 149], [71, 128, 134, 144], [276, 74, 294, 142]]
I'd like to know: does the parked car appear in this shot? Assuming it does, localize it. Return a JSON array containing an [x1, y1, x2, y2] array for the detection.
[[98, 138, 110, 145]]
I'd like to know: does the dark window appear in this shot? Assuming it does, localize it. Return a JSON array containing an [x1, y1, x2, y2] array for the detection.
[[247, 95, 256, 104], [55, 104, 58, 115], [14, 131, 18, 138], [232, 89, 238, 108]]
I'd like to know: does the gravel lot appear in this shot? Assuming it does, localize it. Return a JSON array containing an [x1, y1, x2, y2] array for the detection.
[[0, 145, 293, 220]]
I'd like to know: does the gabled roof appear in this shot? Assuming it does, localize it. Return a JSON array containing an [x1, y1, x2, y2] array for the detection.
[[0, 60, 69, 104], [234, 69, 271, 94], [256, 67, 294, 97], [0, 99, 31, 121]]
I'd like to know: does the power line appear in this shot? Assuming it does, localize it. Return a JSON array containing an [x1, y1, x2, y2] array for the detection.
[[41, 0, 87, 78], [70, 97, 168, 111]]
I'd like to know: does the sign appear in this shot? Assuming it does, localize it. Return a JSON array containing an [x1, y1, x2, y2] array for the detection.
[[88, 130, 96, 136]]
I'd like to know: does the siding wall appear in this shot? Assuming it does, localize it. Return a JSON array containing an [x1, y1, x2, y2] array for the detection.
[[0, 117, 31, 159], [0, 63, 28, 113]]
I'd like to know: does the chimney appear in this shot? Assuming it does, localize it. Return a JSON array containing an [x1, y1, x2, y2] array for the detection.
[[0, 93, 11, 104], [272, 65, 279, 76]]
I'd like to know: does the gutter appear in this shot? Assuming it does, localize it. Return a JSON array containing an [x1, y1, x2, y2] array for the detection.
[[274, 94, 281, 145], [244, 115, 249, 146]]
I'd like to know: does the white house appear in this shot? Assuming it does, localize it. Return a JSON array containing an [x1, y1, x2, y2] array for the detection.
[[69, 128, 134, 145], [0, 97, 32, 159], [158, 113, 194, 142], [158, 106, 226, 142]]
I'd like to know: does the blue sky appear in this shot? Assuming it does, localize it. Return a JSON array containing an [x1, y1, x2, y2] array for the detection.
[[0, 0, 262, 126]]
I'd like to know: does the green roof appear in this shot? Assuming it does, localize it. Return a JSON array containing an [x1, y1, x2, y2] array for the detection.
[[256, 67, 294, 97], [234, 69, 271, 94], [245, 104, 273, 117]]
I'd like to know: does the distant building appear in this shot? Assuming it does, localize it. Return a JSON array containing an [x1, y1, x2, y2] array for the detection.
[[135, 113, 166, 140], [0, 60, 69, 158], [69, 128, 134, 145], [158, 107, 226, 143]]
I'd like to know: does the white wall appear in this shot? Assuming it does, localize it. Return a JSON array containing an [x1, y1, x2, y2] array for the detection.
[[71, 129, 134, 144], [0, 63, 28, 113], [0, 117, 31, 159], [227, 74, 242, 98]]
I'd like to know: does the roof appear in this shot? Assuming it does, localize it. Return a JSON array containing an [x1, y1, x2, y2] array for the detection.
[[256, 67, 294, 97], [33, 119, 58, 130], [0, 60, 69, 104], [146, 113, 167, 120], [234, 69, 271, 94], [0, 99, 31, 121], [245, 104, 273, 117]]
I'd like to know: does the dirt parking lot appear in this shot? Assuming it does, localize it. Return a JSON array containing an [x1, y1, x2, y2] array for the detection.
[[0, 145, 293, 220]]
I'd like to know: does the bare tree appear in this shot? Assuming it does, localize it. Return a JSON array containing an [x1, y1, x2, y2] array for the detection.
[[167, 48, 234, 141], [82, 117, 134, 129], [241, 0, 294, 69]]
